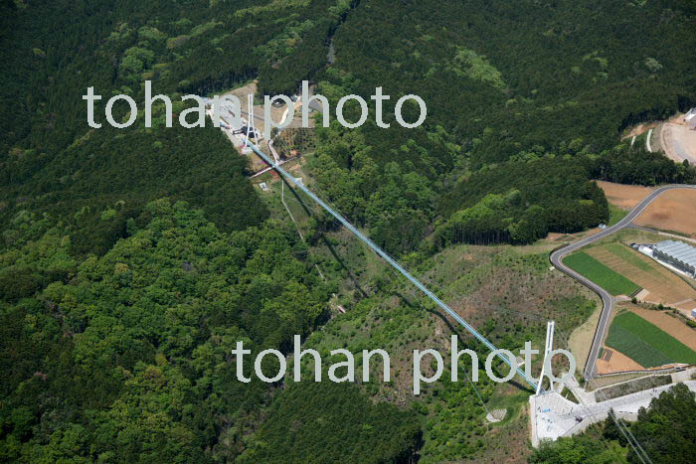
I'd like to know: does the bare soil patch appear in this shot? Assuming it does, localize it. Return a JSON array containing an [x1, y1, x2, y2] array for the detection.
[[659, 122, 696, 164], [595, 181, 654, 210], [596, 347, 644, 374], [623, 121, 663, 139], [634, 189, 696, 238], [546, 227, 604, 243]]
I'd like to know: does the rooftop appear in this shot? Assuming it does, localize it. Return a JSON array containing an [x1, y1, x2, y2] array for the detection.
[[653, 240, 696, 268]]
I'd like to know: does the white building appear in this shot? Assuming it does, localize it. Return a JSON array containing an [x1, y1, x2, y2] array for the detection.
[[686, 108, 696, 130]]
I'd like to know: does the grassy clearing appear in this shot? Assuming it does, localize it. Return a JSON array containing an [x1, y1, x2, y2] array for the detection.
[[485, 390, 529, 425], [608, 204, 629, 226], [606, 312, 696, 368], [564, 252, 641, 296]]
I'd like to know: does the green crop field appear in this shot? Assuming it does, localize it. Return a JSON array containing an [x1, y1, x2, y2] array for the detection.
[[603, 243, 653, 271], [606, 312, 696, 368], [564, 252, 642, 296]]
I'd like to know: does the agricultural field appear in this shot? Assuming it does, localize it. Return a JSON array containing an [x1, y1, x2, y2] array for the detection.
[[595, 180, 653, 211], [596, 346, 643, 375], [564, 252, 642, 296], [634, 189, 696, 239], [629, 307, 696, 351], [605, 312, 696, 368], [584, 241, 696, 311]]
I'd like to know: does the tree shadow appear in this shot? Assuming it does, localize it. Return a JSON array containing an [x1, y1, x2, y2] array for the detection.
[[281, 176, 368, 298]]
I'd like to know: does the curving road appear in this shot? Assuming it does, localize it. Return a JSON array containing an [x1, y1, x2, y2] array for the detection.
[[550, 184, 696, 380]]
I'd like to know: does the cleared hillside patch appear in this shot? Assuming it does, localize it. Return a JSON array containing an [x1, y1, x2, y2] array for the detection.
[[596, 181, 653, 211]]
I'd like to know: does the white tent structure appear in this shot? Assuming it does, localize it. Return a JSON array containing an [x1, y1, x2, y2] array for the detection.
[[686, 108, 696, 130]]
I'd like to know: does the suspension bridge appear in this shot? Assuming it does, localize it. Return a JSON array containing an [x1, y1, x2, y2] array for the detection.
[[242, 138, 674, 463], [245, 139, 540, 390], [206, 94, 666, 460]]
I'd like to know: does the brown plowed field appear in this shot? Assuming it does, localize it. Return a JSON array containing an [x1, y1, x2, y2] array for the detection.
[[596, 348, 644, 374], [596, 181, 654, 210], [634, 189, 696, 238]]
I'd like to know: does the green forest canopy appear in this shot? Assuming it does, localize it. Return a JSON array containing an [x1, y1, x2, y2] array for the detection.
[[2, 0, 696, 462]]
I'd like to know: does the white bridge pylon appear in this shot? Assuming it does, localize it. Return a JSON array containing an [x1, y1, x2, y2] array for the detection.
[[536, 321, 556, 395]]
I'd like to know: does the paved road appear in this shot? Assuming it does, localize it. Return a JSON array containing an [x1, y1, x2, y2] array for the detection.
[[550, 184, 696, 380]]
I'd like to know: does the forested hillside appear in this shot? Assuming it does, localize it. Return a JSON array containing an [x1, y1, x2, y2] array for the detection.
[[1, 0, 349, 251], [2, 0, 696, 462], [0, 200, 424, 462], [2, 0, 696, 254], [0, 1, 425, 461], [306, 0, 696, 252]]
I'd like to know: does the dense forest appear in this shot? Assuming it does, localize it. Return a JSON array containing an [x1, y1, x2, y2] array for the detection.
[[2, 0, 696, 462], [0, 200, 427, 462], [303, 0, 696, 253], [2, 0, 696, 254]]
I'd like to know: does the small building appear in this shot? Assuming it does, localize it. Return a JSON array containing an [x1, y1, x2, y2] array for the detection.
[[652, 240, 696, 278], [692, 308, 696, 319], [686, 108, 696, 130]]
